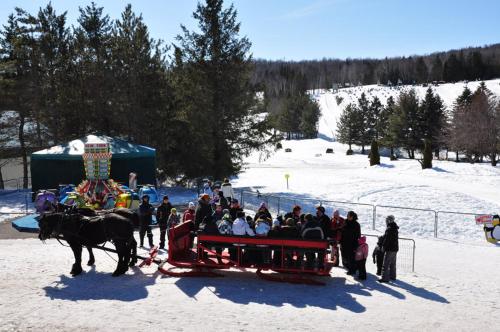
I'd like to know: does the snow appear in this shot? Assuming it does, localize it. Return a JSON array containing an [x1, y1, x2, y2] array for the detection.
[[0, 190, 34, 223], [0, 228, 499, 331], [2, 79, 500, 331]]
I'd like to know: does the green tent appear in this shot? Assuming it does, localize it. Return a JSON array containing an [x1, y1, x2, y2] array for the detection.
[[31, 135, 156, 191]]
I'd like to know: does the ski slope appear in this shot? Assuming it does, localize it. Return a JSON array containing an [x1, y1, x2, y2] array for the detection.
[[237, 79, 500, 242]]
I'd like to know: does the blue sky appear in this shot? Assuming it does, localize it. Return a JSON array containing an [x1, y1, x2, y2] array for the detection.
[[1, 0, 499, 60]]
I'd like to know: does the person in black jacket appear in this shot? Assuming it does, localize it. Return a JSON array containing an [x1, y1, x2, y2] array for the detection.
[[138, 195, 155, 248], [195, 194, 213, 231], [301, 213, 325, 269], [340, 211, 361, 274], [229, 199, 243, 221], [372, 235, 385, 275], [270, 218, 300, 267], [197, 215, 223, 264], [217, 191, 229, 210], [378, 215, 399, 283], [315, 205, 331, 238], [156, 195, 173, 249], [284, 205, 302, 226]]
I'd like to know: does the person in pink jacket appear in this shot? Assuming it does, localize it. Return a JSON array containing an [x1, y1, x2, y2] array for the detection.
[[354, 236, 369, 280]]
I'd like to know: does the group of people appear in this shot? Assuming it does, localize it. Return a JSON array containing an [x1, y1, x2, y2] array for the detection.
[[137, 184, 400, 282]]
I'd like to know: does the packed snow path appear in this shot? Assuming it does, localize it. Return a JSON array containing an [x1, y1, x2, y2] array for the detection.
[[0, 227, 498, 331]]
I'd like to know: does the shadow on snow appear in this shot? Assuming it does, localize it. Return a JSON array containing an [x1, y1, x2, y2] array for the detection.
[[43, 266, 157, 302]]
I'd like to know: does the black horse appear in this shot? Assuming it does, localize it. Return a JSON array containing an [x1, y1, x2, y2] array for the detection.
[[38, 211, 138, 277]]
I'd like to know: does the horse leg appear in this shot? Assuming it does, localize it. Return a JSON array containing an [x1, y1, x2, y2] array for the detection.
[[87, 246, 95, 266], [112, 241, 127, 277], [129, 237, 138, 267], [69, 243, 83, 276]]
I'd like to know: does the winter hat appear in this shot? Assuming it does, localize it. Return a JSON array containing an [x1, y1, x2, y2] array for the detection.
[[305, 213, 313, 222], [259, 202, 267, 210], [188, 202, 195, 209], [386, 215, 395, 225], [171, 208, 177, 214], [163, 195, 169, 201], [316, 205, 325, 214], [285, 218, 295, 226]]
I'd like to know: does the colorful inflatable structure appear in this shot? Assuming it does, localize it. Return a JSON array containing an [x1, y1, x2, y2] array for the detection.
[[476, 214, 500, 243]]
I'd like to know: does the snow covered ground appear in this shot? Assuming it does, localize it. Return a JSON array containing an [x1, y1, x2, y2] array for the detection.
[[1, 79, 500, 331], [0, 228, 498, 332]]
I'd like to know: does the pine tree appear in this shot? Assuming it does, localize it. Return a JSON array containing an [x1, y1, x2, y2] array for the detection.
[[337, 103, 361, 153], [421, 139, 433, 169], [369, 140, 380, 166], [379, 96, 396, 158], [172, 0, 273, 178], [388, 89, 420, 158], [430, 55, 443, 82], [415, 57, 428, 83], [419, 87, 445, 154], [357, 92, 371, 153]]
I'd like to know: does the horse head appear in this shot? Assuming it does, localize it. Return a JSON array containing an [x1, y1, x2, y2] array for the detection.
[[38, 213, 63, 241]]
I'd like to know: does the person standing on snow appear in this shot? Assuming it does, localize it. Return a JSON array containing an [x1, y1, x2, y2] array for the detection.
[[138, 195, 155, 248], [378, 215, 399, 283], [221, 178, 235, 203], [341, 211, 361, 275], [183, 202, 196, 223], [156, 195, 173, 249]]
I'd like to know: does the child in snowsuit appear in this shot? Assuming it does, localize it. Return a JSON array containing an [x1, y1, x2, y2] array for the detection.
[[372, 235, 385, 275], [167, 208, 180, 230], [354, 236, 369, 280]]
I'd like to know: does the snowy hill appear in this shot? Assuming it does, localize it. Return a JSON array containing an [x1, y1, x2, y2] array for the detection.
[[313, 79, 500, 141], [236, 79, 500, 243]]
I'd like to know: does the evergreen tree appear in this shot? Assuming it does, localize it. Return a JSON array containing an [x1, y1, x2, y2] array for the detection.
[[421, 139, 433, 169], [369, 140, 380, 166], [337, 103, 361, 153], [429, 55, 443, 82], [415, 57, 428, 83], [298, 95, 320, 139], [379, 96, 397, 158], [443, 54, 462, 82], [357, 92, 371, 153], [419, 87, 445, 153], [172, 0, 273, 178], [388, 89, 420, 158], [370, 96, 384, 140]]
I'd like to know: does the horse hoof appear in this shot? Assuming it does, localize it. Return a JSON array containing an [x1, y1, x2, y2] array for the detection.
[[112, 271, 120, 277], [87, 260, 95, 266], [129, 260, 137, 267], [70, 268, 83, 276]]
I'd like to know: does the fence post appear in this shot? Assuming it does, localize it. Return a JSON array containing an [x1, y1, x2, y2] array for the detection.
[[412, 241, 416, 272], [25, 193, 28, 214], [372, 205, 376, 230], [434, 211, 438, 238], [277, 197, 280, 215], [240, 191, 244, 208]]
